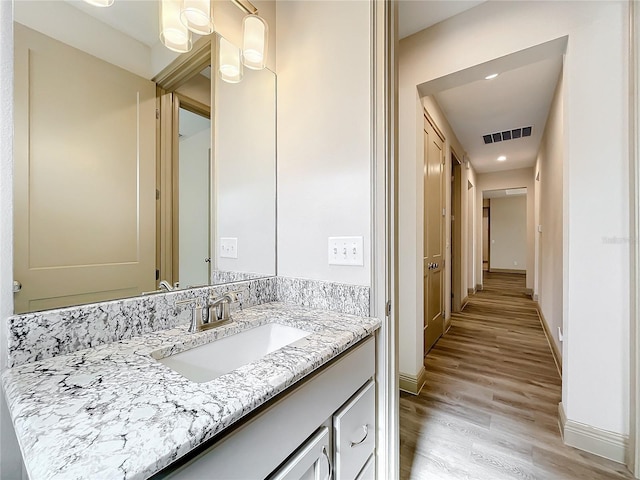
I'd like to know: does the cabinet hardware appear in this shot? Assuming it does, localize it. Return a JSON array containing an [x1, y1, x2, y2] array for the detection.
[[349, 424, 369, 447], [321, 445, 333, 480]]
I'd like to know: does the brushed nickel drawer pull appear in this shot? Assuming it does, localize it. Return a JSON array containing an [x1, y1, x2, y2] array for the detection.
[[321, 445, 333, 480], [350, 424, 369, 447]]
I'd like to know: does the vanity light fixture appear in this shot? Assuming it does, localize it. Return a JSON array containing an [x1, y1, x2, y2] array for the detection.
[[181, 0, 215, 36], [497, 155, 507, 162], [242, 15, 268, 70], [485, 73, 499, 80], [82, 0, 114, 7], [218, 36, 243, 83], [83, 0, 268, 65], [160, 0, 193, 53]]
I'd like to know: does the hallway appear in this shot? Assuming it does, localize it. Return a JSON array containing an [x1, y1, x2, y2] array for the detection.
[[400, 272, 633, 480]]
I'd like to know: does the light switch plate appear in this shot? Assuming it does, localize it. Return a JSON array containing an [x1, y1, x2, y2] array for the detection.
[[328, 236, 364, 266], [220, 237, 238, 259]]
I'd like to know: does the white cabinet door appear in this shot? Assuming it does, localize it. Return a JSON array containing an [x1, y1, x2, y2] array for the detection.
[[334, 380, 376, 480], [269, 427, 331, 480]]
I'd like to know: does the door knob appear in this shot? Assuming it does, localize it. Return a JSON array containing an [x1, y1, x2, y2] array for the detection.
[[13, 280, 22, 292]]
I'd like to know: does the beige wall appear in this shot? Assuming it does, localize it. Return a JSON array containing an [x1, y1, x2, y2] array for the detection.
[[489, 196, 527, 271], [400, 0, 629, 438], [276, 1, 372, 286], [535, 71, 564, 355]]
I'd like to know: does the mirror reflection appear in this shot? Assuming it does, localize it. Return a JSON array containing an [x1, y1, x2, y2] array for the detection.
[[12, 0, 276, 314]]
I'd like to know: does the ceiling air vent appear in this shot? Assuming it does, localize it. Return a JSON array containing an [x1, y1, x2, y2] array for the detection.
[[483, 126, 533, 144]]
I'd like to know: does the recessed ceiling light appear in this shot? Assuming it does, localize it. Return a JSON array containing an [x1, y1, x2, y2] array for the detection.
[[485, 73, 499, 80], [497, 156, 507, 162]]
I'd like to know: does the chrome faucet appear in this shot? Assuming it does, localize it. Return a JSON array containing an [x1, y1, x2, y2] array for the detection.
[[175, 290, 243, 333], [158, 280, 173, 292]]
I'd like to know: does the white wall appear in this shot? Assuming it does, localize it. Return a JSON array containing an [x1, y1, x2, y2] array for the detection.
[[489, 196, 527, 271], [215, 67, 276, 276], [476, 169, 535, 289], [400, 0, 629, 437], [179, 125, 211, 287], [276, 0, 371, 286], [535, 71, 564, 355]]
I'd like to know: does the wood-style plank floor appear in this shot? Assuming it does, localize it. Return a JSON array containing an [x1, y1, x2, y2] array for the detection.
[[400, 272, 634, 480]]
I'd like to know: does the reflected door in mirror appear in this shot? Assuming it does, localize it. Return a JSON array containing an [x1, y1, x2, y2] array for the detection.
[[13, 24, 156, 313]]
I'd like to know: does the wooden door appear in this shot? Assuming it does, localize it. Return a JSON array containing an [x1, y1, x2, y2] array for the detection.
[[13, 24, 156, 313], [423, 117, 445, 355]]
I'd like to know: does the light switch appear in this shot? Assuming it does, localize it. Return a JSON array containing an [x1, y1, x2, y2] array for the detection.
[[220, 237, 238, 259], [328, 236, 364, 266]]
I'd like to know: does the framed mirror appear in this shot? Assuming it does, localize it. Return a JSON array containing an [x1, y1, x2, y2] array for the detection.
[[12, 0, 276, 314]]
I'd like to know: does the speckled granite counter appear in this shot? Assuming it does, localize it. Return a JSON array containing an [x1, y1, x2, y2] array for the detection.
[[2, 302, 380, 480]]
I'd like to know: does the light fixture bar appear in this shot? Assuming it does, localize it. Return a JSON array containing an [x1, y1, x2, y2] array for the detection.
[[231, 0, 258, 15]]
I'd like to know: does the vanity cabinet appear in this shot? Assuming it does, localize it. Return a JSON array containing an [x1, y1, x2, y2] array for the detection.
[[159, 336, 376, 480], [269, 379, 376, 480]]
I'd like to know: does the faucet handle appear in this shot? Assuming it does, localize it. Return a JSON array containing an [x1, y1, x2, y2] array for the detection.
[[175, 298, 205, 333]]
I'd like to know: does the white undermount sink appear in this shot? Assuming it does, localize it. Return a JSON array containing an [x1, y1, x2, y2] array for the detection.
[[158, 323, 312, 383]]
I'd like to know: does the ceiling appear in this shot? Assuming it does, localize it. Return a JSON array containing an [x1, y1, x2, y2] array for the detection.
[[434, 56, 563, 173], [398, 0, 486, 39], [398, 1, 563, 174]]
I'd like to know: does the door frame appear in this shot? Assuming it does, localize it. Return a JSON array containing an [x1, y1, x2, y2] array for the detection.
[[451, 151, 463, 313], [629, 1, 640, 477], [372, 0, 398, 478], [155, 39, 212, 287], [422, 112, 446, 355]]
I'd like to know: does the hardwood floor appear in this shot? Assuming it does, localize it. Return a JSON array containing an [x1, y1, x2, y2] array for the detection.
[[400, 272, 633, 480]]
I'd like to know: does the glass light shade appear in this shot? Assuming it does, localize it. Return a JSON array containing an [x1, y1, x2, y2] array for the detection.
[[242, 15, 268, 70], [82, 0, 114, 6], [160, 0, 193, 53], [218, 37, 243, 83], [180, 0, 215, 35]]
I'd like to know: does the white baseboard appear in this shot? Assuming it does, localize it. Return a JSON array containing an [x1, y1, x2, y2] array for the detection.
[[399, 367, 427, 395], [534, 302, 562, 377], [558, 403, 628, 464]]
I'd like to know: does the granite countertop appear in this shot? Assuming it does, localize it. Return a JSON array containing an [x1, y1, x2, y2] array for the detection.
[[2, 302, 380, 480]]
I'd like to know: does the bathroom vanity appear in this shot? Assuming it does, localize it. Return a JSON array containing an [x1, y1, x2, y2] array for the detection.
[[2, 302, 380, 480]]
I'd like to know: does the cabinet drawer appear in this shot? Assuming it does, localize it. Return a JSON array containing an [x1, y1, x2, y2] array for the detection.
[[355, 455, 374, 480], [334, 380, 375, 480]]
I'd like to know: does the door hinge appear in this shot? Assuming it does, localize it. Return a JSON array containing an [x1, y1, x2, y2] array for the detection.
[[155, 269, 160, 281], [442, 208, 446, 217], [156, 189, 160, 200], [385, 301, 392, 317], [156, 108, 160, 119]]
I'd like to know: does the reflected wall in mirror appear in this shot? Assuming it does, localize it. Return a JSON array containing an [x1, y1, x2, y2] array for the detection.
[[12, 0, 276, 314]]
